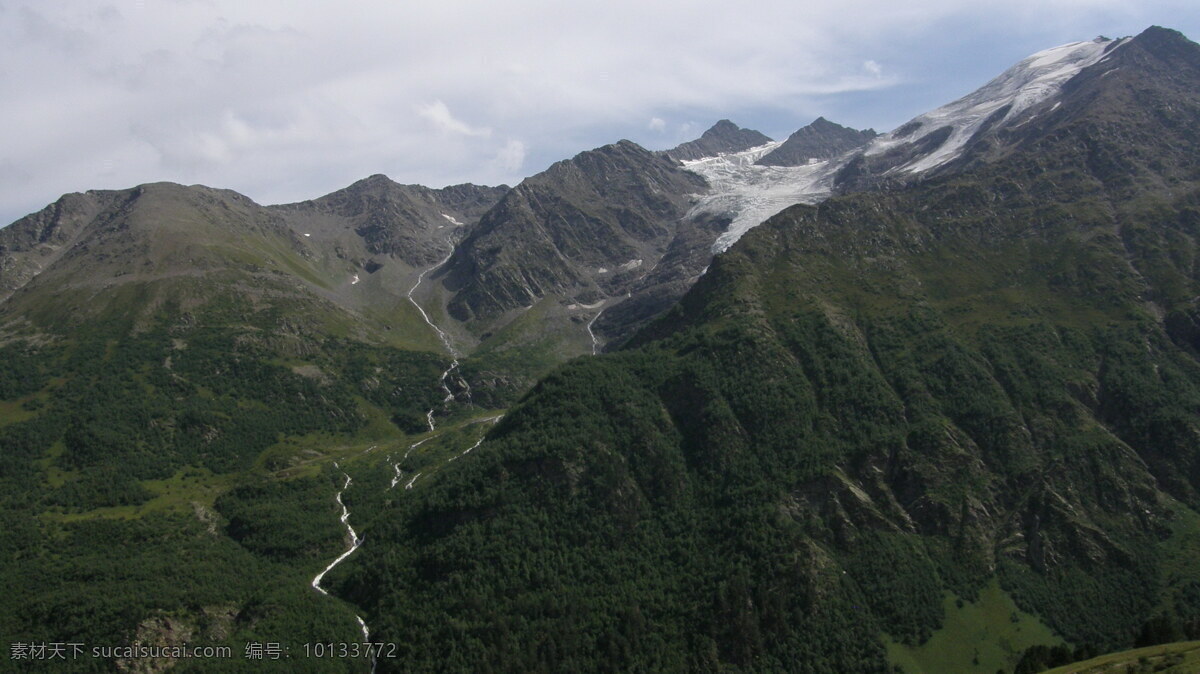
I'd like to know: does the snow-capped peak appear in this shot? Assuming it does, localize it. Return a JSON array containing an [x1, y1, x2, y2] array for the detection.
[[864, 37, 1127, 173], [681, 36, 1129, 254]]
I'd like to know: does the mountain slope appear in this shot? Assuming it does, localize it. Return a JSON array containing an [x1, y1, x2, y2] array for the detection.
[[685, 33, 1165, 253], [0, 190, 129, 303], [0, 178, 509, 664], [271, 174, 507, 268], [431, 139, 721, 373], [831, 33, 1153, 190], [442, 141, 706, 321], [336, 26, 1200, 672]]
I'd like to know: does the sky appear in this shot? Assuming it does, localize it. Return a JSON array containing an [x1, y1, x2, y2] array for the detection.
[[1, 1, 1197, 226]]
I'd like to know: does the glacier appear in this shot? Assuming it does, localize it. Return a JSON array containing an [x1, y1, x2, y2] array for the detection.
[[684, 36, 1128, 254]]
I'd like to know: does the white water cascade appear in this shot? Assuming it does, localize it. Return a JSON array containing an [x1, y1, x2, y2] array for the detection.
[[586, 307, 605, 356], [388, 436, 434, 490], [311, 463, 375, 670], [406, 242, 472, 430], [311, 467, 362, 594]]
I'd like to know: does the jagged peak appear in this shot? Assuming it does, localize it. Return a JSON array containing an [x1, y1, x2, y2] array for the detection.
[[754, 117, 877, 167], [703, 119, 741, 135], [1127, 25, 1200, 63], [666, 120, 772, 162]]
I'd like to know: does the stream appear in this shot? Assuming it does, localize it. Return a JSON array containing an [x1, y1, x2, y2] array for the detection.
[[310, 463, 375, 670], [308, 242, 498, 669], [406, 242, 471, 431]]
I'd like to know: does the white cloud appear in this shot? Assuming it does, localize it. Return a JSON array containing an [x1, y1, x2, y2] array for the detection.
[[0, 0, 1196, 224], [493, 139, 527, 173], [417, 100, 492, 137]]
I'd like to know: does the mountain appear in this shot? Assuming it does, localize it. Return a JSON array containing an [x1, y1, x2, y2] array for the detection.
[[431, 139, 722, 373], [272, 175, 507, 268], [831, 34, 1131, 190], [0, 177, 506, 339], [0, 177, 510, 659], [683, 35, 1146, 253], [756, 117, 877, 166], [329, 26, 1200, 672], [664, 119, 773, 161], [3, 24, 1200, 674], [0, 183, 322, 331]]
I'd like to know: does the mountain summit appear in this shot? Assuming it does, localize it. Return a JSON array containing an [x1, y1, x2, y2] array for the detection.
[[756, 117, 877, 166], [685, 28, 1196, 253], [665, 119, 773, 161]]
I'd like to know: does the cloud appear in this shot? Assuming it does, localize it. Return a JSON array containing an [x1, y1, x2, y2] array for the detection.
[[417, 100, 492, 137], [0, 0, 1196, 225], [493, 139, 526, 173]]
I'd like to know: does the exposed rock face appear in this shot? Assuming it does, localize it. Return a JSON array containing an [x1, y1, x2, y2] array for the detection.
[[0, 190, 126, 302], [664, 119, 773, 161], [755, 117, 877, 166], [440, 140, 711, 335], [271, 175, 507, 267]]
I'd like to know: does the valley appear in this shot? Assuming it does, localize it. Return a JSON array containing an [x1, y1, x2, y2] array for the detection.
[[2, 24, 1200, 674]]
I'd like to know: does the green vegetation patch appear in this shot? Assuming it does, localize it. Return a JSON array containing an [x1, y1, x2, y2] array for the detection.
[[887, 579, 1064, 674]]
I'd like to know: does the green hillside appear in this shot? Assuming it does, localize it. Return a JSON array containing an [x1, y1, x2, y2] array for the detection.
[[326, 27, 1200, 672]]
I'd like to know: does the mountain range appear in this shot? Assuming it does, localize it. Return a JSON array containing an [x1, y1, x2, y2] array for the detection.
[[2, 24, 1199, 674]]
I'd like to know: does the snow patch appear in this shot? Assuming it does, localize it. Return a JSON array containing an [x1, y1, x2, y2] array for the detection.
[[683, 141, 837, 253], [441, 213, 464, 226], [864, 37, 1126, 174], [680, 37, 1126, 253]]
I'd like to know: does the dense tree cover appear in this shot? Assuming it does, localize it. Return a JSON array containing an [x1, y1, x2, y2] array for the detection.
[[334, 95, 1200, 669], [216, 476, 347, 561], [337, 288, 1200, 671], [0, 309, 453, 671], [333, 339, 450, 432], [0, 317, 453, 508], [0, 476, 366, 673], [0, 342, 52, 399], [341, 348, 899, 672]]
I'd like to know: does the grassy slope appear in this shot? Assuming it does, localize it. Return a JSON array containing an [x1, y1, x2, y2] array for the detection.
[[1044, 641, 1200, 673], [886, 580, 1064, 673]]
